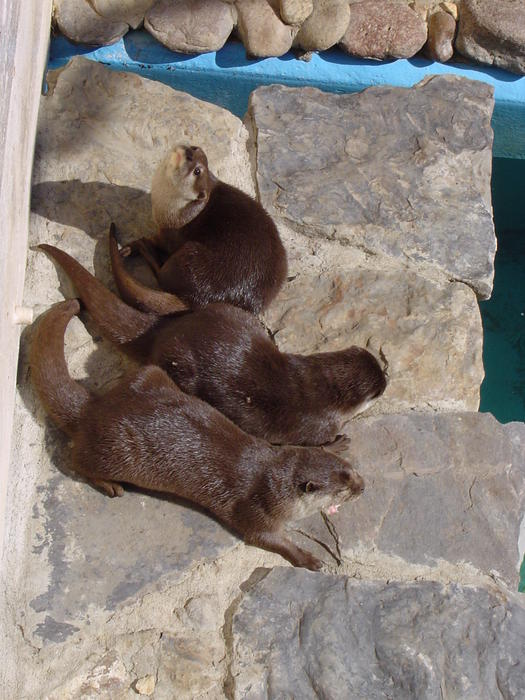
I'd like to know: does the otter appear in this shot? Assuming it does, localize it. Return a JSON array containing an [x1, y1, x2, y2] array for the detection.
[[30, 299, 364, 569], [118, 144, 288, 315], [38, 232, 387, 445]]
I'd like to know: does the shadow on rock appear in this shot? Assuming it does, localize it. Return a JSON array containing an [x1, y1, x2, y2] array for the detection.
[[31, 180, 154, 242]]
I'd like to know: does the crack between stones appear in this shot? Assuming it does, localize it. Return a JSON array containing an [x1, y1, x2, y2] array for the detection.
[[321, 512, 343, 565], [293, 527, 341, 566]]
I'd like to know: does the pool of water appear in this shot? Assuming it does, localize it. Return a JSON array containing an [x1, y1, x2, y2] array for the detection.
[[480, 158, 525, 424]]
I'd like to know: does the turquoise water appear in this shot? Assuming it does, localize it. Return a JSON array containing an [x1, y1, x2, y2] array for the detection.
[[480, 158, 525, 423]]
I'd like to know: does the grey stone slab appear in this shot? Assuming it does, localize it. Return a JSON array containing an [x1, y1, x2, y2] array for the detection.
[[248, 76, 496, 298], [264, 264, 484, 414], [456, 0, 525, 76], [289, 412, 525, 589], [232, 568, 525, 700], [16, 57, 257, 648]]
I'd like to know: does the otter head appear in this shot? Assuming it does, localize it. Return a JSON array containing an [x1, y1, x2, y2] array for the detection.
[[329, 346, 388, 416], [290, 449, 364, 521], [151, 144, 215, 229]]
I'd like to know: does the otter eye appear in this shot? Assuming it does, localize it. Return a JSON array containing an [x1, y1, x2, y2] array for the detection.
[[193, 167, 201, 176], [300, 481, 319, 493]]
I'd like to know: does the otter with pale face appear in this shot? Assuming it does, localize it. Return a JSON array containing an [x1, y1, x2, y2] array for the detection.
[[120, 145, 288, 315], [31, 299, 365, 570]]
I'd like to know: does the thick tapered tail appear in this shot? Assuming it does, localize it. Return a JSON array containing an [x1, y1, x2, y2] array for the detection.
[[109, 224, 188, 316], [39, 242, 157, 345], [30, 299, 90, 437]]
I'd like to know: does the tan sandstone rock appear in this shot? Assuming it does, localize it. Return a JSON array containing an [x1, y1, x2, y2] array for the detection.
[[425, 7, 456, 62], [145, 0, 236, 54], [280, 0, 313, 25], [87, 0, 154, 28], [236, 0, 297, 57], [293, 0, 351, 51], [54, 0, 129, 45]]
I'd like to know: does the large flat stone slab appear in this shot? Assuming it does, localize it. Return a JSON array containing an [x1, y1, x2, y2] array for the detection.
[[247, 76, 496, 298], [264, 257, 484, 414], [232, 568, 525, 700], [288, 412, 525, 590], [14, 57, 257, 648]]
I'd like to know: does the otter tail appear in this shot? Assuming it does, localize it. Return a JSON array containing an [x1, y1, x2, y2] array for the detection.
[[30, 299, 90, 437], [39, 242, 157, 345], [110, 224, 188, 316]]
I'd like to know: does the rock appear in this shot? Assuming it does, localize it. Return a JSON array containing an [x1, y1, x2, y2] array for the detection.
[[232, 569, 525, 699], [293, 0, 351, 51], [87, 0, 155, 28], [340, 0, 428, 59], [145, 0, 236, 54], [236, 0, 297, 57], [135, 674, 155, 695], [54, 0, 129, 45], [279, 0, 313, 25], [22, 57, 255, 645], [456, 0, 525, 75], [247, 77, 496, 298], [46, 652, 129, 699], [425, 8, 456, 62], [288, 413, 525, 590], [264, 265, 484, 414], [440, 1, 457, 20]]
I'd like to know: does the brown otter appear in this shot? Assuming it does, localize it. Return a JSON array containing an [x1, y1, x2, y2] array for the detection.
[[118, 144, 288, 315], [30, 299, 364, 569], [39, 233, 387, 445]]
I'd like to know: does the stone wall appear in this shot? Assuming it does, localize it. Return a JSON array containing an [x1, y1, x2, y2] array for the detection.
[[4, 57, 525, 698], [54, 0, 525, 75]]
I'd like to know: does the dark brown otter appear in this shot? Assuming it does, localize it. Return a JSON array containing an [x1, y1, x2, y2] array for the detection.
[[39, 234, 387, 445], [118, 144, 288, 315], [30, 299, 364, 570]]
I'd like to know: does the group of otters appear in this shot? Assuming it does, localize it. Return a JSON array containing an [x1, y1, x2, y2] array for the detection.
[[31, 145, 388, 571]]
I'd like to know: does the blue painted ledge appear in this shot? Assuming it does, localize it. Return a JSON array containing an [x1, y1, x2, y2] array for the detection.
[[49, 30, 525, 159]]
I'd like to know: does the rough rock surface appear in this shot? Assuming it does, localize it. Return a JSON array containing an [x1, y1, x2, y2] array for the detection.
[[425, 7, 456, 62], [4, 57, 513, 699], [232, 569, 525, 700], [145, 0, 236, 54], [87, 0, 155, 28], [280, 0, 313, 25], [286, 412, 525, 590], [247, 77, 496, 298], [456, 0, 525, 76], [340, 0, 428, 59], [264, 263, 484, 414], [54, 0, 129, 45], [236, 0, 297, 57], [293, 0, 351, 51]]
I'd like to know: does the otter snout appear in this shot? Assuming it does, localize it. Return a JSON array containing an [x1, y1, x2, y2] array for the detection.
[[344, 468, 365, 496]]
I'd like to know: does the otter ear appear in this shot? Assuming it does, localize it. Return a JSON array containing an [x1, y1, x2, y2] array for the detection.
[[300, 481, 320, 493]]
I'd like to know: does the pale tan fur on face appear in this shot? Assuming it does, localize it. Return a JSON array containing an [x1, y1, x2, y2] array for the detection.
[[151, 145, 204, 229]]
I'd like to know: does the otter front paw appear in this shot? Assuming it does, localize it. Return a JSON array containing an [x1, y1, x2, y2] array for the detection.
[[294, 549, 323, 571]]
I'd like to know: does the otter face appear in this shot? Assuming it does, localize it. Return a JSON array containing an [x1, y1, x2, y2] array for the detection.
[[291, 450, 364, 521], [152, 144, 212, 228], [165, 145, 210, 201]]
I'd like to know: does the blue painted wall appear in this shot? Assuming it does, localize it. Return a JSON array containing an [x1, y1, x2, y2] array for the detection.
[[49, 30, 525, 159]]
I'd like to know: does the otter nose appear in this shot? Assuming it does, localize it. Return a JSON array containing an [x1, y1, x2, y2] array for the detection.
[[349, 470, 365, 496]]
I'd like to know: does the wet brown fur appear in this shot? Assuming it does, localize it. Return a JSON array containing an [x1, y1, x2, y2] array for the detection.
[[39, 235, 387, 446], [30, 300, 365, 569], [120, 145, 288, 315]]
